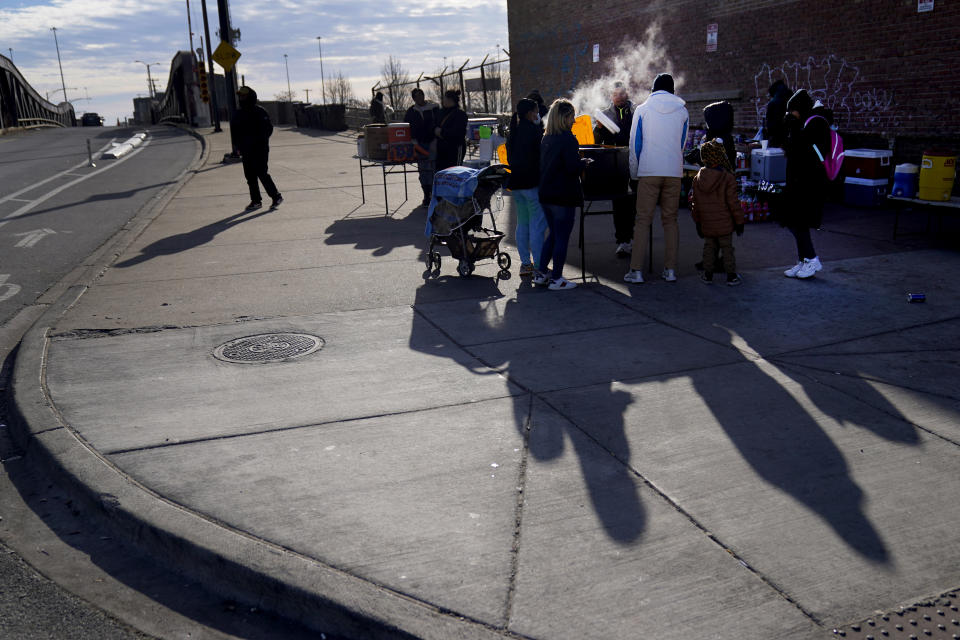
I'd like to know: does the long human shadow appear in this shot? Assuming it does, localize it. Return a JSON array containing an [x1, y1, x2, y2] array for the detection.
[[4, 181, 176, 223], [410, 278, 645, 545], [115, 207, 276, 269], [324, 208, 429, 258]]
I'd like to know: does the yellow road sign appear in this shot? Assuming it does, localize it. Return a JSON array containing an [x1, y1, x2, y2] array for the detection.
[[212, 41, 241, 72]]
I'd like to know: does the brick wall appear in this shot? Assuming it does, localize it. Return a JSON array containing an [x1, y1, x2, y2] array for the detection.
[[508, 0, 960, 142]]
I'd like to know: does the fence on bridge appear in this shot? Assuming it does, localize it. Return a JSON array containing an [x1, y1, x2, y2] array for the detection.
[[0, 53, 76, 130]]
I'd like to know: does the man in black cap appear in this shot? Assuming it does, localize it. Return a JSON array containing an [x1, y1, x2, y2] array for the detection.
[[231, 86, 282, 210]]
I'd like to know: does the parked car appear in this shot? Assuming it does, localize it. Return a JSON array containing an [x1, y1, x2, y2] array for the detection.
[[81, 112, 104, 126]]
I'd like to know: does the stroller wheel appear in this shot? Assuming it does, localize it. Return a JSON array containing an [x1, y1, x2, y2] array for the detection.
[[431, 252, 442, 274], [498, 269, 511, 280], [497, 252, 512, 270], [457, 259, 473, 278]]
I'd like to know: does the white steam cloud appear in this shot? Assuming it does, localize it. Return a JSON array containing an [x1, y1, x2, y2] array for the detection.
[[570, 24, 684, 120]]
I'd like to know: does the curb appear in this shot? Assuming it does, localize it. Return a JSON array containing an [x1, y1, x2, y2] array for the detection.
[[5, 128, 516, 640]]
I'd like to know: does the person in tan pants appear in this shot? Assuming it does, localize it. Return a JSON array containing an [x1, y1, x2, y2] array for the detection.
[[623, 74, 690, 284]]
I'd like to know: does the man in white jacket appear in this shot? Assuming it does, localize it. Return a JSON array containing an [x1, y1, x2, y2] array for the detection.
[[624, 73, 690, 284]]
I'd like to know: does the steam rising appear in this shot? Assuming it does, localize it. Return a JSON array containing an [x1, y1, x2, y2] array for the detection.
[[570, 24, 684, 120]]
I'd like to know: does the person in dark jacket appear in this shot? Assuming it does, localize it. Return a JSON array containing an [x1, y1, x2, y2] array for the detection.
[[527, 90, 548, 120], [506, 98, 547, 277], [765, 80, 792, 148], [690, 139, 744, 286], [594, 82, 637, 257], [703, 100, 736, 169], [405, 87, 440, 206], [434, 90, 467, 171], [781, 89, 830, 279], [536, 98, 590, 291], [230, 86, 282, 210], [369, 92, 387, 124]]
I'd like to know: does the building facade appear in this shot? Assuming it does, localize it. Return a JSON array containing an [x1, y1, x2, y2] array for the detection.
[[507, 0, 959, 143]]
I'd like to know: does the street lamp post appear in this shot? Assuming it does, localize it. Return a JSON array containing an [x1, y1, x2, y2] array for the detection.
[[6, 48, 11, 61], [50, 27, 68, 104], [316, 36, 326, 105], [199, 0, 221, 132], [135, 61, 161, 99], [283, 54, 292, 101]]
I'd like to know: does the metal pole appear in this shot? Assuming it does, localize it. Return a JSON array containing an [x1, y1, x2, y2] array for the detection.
[[86, 138, 96, 167], [6, 48, 11, 61], [479, 55, 489, 114], [317, 37, 326, 105], [304, 88, 310, 103], [50, 27, 68, 104], [146, 64, 155, 99], [283, 54, 291, 99], [186, 0, 195, 54], [200, 0, 221, 131], [216, 0, 237, 123]]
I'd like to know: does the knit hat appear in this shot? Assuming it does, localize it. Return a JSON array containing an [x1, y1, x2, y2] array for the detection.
[[786, 89, 814, 116], [700, 139, 733, 172], [652, 73, 675, 94], [517, 98, 537, 117]]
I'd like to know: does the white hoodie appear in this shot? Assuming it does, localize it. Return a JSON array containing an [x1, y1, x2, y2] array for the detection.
[[628, 91, 690, 179]]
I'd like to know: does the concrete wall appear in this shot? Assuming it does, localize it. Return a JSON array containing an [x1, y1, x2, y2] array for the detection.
[[507, 0, 960, 140]]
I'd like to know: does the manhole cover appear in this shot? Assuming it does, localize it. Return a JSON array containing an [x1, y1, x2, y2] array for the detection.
[[213, 333, 324, 364]]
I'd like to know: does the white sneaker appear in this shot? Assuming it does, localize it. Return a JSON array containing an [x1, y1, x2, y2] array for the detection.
[[809, 256, 823, 272], [623, 269, 645, 284], [615, 241, 632, 257], [548, 276, 577, 291], [795, 258, 819, 279], [532, 271, 550, 286], [783, 261, 803, 278], [662, 269, 677, 282]]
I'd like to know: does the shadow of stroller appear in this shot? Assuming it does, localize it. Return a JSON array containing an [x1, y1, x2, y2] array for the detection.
[[115, 207, 275, 269]]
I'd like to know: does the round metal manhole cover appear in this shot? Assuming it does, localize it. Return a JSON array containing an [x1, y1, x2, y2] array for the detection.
[[213, 333, 324, 364]]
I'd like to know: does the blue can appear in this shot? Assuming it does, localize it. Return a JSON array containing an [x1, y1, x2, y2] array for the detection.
[[906, 293, 926, 303]]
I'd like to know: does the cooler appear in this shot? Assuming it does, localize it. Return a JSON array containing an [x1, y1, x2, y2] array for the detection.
[[363, 124, 389, 160], [844, 177, 888, 207], [844, 149, 892, 179], [891, 163, 919, 198], [750, 148, 786, 183], [387, 122, 411, 144], [467, 117, 498, 141], [918, 150, 957, 202]]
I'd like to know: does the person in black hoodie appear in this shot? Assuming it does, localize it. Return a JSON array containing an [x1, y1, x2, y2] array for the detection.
[[536, 98, 590, 291], [765, 80, 792, 148], [593, 82, 636, 257], [506, 98, 547, 277], [703, 100, 736, 169], [434, 90, 467, 171], [231, 86, 282, 210], [781, 88, 830, 279], [405, 87, 440, 206]]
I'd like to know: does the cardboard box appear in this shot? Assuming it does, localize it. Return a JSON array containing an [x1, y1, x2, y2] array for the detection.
[[363, 124, 389, 160]]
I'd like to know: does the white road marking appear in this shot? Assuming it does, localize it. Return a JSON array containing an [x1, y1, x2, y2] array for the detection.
[[6, 198, 33, 203], [14, 228, 57, 248], [0, 274, 22, 302], [0, 138, 116, 206], [0, 136, 153, 232]]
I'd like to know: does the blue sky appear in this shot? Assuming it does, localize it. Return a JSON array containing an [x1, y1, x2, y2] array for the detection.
[[0, 0, 509, 124]]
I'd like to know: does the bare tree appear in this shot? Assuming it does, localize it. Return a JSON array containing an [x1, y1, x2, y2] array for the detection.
[[274, 89, 297, 102], [328, 70, 354, 105], [380, 55, 412, 114]]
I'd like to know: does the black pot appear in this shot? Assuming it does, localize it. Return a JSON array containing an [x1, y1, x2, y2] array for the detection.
[[579, 145, 630, 199]]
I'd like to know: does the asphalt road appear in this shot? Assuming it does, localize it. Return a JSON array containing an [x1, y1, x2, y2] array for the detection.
[[0, 125, 198, 326]]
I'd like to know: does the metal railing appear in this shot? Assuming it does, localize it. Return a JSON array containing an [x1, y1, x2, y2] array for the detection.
[[0, 53, 75, 130]]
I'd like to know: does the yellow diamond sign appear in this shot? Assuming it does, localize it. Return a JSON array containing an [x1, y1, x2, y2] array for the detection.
[[212, 41, 241, 72]]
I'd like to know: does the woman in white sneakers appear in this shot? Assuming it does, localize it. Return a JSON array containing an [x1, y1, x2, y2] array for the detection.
[[780, 89, 829, 279]]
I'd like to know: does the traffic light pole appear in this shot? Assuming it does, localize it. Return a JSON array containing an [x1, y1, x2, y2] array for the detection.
[[200, 0, 221, 131], [216, 0, 237, 126]]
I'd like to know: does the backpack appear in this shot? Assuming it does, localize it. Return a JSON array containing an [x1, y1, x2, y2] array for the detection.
[[805, 115, 844, 180]]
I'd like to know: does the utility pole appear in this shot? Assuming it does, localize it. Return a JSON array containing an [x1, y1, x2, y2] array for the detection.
[[186, 0, 195, 54], [283, 53, 291, 100], [316, 36, 326, 105], [304, 88, 310, 103], [135, 61, 161, 99], [200, 0, 221, 131], [216, 0, 237, 123], [6, 48, 11, 61], [50, 27, 68, 104]]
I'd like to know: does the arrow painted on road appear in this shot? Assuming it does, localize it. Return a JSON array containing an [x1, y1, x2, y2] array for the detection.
[[0, 274, 21, 302], [14, 228, 56, 248]]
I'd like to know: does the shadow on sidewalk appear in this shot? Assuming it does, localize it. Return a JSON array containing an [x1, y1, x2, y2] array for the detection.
[[324, 208, 429, 258], [4, 181, 176, 223], [114, 207, 275, 268]]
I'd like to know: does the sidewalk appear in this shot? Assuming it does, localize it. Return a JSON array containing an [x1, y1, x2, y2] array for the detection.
[[10, 125, 960, 640]]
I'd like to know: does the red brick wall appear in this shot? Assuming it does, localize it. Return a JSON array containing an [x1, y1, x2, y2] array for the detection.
[[508, 0, 960, 140]]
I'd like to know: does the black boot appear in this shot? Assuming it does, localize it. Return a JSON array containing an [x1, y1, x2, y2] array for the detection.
[[421, 186, 432, 207]]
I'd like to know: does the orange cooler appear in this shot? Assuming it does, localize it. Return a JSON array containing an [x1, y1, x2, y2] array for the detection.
[[919, 150, 957, 201], [387, 122, 411, 144]]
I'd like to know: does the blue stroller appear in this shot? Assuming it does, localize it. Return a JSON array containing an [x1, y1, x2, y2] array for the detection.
[[425, 164, 512, 278]]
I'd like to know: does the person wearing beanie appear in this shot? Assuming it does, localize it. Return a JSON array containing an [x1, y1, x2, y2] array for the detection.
[[780, 88, 831, 279], [506, 98, 548, 276], [765, 80, 793, 148], [624, 72, 689, 284], [690, 139, 744, 286], [230, 86, 282, 210], [434, 89, 467, 171], [594, 82, 638, 258]]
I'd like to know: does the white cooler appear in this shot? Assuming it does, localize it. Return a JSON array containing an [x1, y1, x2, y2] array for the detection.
[[750, 148, 787, 183]]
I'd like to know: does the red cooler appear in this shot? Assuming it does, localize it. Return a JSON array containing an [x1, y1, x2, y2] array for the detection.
[[387, 122, 411, 144], [844, 149, 893, 179]]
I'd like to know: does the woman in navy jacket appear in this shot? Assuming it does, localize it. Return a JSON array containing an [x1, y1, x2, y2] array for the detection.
[[537, 99, 589, 291]]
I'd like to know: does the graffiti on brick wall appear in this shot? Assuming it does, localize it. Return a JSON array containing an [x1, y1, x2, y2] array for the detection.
[[754, 55, 898, 130]]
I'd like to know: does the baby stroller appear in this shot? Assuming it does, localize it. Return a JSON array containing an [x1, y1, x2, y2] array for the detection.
[[425, 164, 512, 278]]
